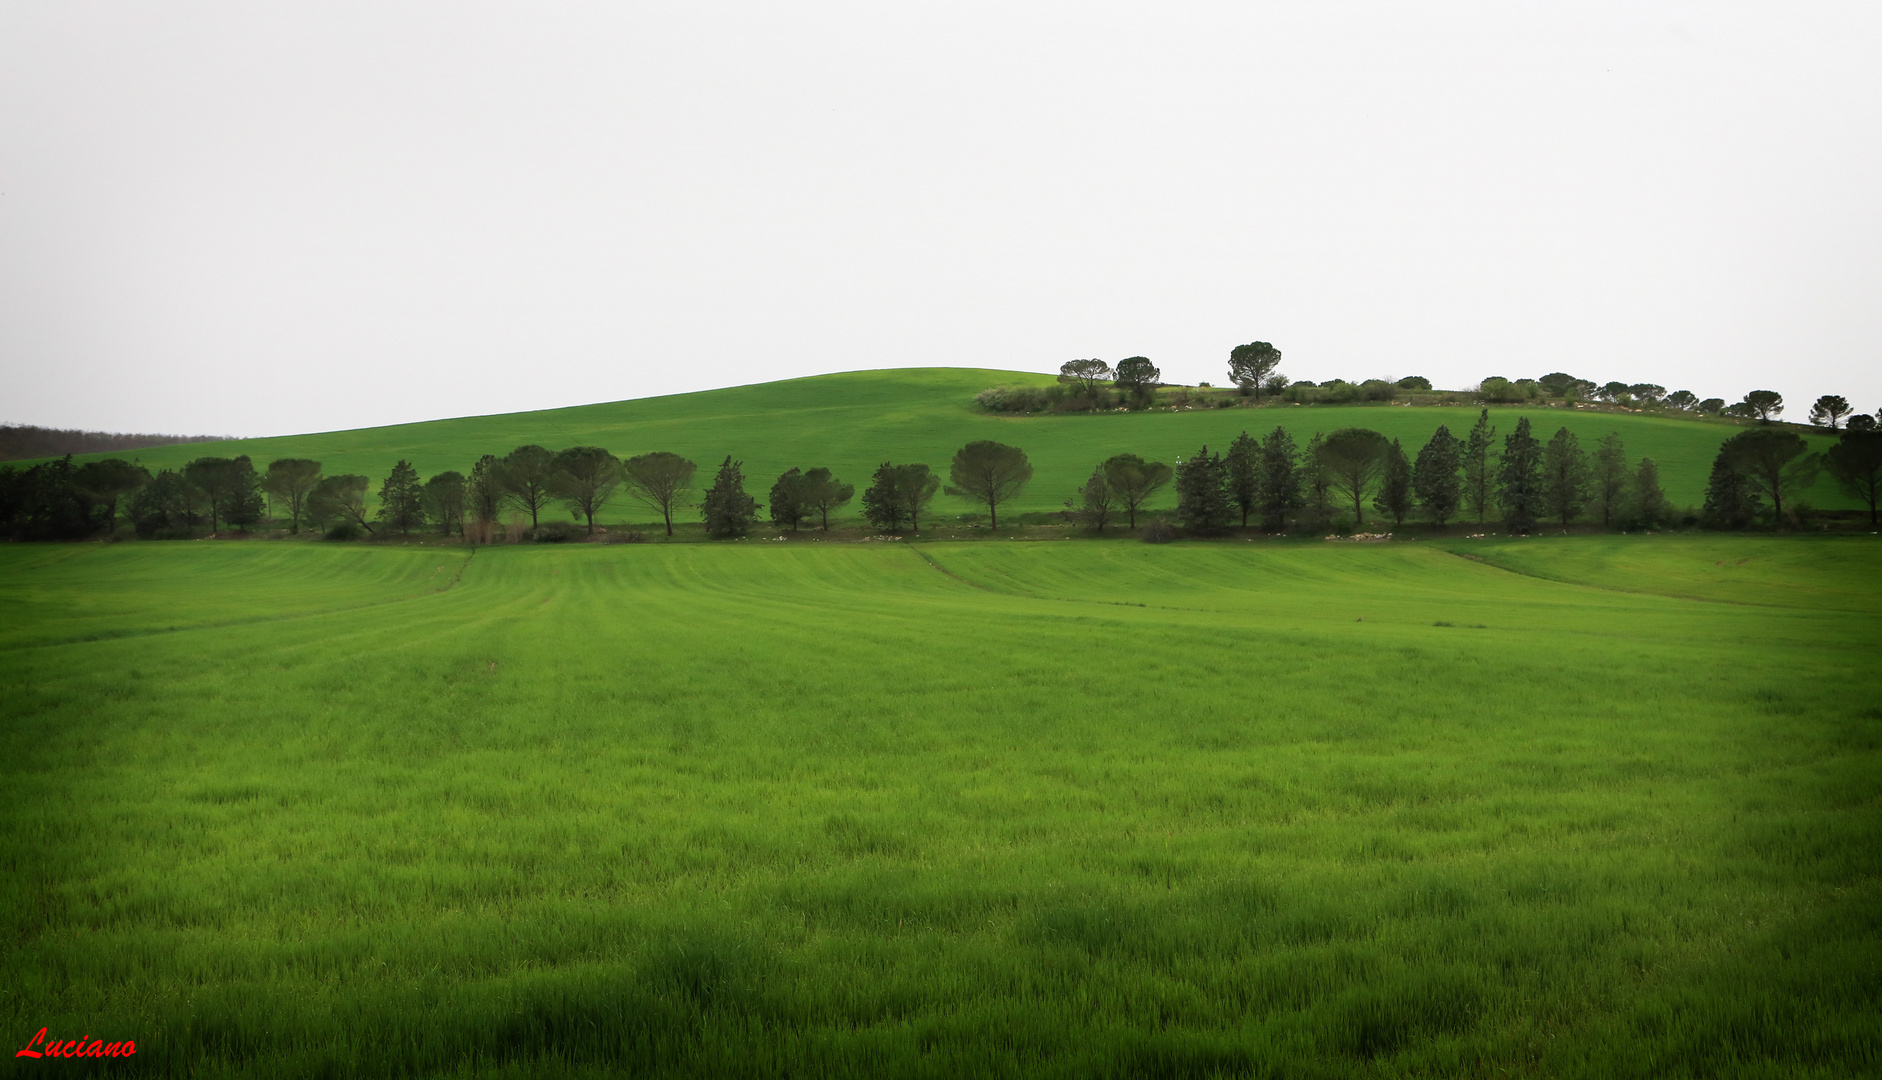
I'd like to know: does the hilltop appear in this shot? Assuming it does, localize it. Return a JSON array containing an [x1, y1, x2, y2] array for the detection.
[[36, 367, 1853, 517]]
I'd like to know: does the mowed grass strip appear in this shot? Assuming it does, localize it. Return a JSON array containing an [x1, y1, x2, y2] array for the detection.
[[1, 537, 1877, 1077]]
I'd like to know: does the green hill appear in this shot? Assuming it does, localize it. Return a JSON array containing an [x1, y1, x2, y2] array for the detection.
[[54, 368, 1852, 520]]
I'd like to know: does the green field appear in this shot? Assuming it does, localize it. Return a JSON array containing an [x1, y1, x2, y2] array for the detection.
[[3, 535, 1877, 1076], [44, 368, 1855, 518]]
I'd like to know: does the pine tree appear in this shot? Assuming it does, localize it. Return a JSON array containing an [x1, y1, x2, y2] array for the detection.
[[769, 467, 808, 531], [700, 456, 758, 538], [1540, 427, 1591, 526], [1175, 445, 1233, 535], [1255, 426, 1301, 531], [1224, 430, 1259, 528], [1496, 417, 1542, 533], [860, 462, 907, 532], [1628, 458, 1669, 528], [1589, 432, 1628, 529], [1412, 425, 1462, 526], [1072, 469, 1114, 533], [1299, 433, 1333, 531], [1462, 408, 1497, 524], [1701, 446, 1760, 528], [1373, 438, 1412, 526], [376, 459, 426, 535]]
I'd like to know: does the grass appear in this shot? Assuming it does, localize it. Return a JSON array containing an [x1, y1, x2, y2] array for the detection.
[[34, 367, 1857, 517], [1, 534, 1877, 1076]]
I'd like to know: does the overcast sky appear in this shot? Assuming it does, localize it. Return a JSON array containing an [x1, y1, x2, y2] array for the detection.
[[3, 2, 1878, 436]]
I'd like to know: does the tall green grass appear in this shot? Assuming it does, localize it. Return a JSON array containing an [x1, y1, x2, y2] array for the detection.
[[1, 536, 1876, 1076], [38, 368, 1853, 516]]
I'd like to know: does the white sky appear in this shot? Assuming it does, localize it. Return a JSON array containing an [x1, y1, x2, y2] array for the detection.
[[3, 2, 1878, 435]]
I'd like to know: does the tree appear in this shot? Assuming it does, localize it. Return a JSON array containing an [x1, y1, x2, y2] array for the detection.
[[1102, 453, 1173, 528], [1664, 390, 1698, 411], [1540, 427, 1591, 526], [1299, 432, 1334, 530], [1598, 381, 1630, 402], [467, 455, 507, 533], [423, 471, 467, 535], [262, 459, 322, 532], [1373, 438, 1412, 526], [551, 446, 624, 535], [1223, 431, 1259, 527], [1227, 341, 1282, 400], [1849, 413, 1879, 433], [699, 456, 758, 538], [622, 452, 697, 536], [861, 462, 908, 532], [946, 441, 1032, 530], [1462, 408, 1497, 524], [1316, 428, 1392, 527], [1588, 433, 1628, 529], [1071, 469, 1114, 533], [1696, 398, 1726, 415], [74, 459, 149, 534], [1114, 356, 1161, 406], [1629, 384, 1666, 403], [377, 460, 426, 535], [500, 445, 557, 528], [1496, 417, 1543, 533], [769, 467, 809, 531], [129, 468, 207, 537], [1718, 428, 1818, 524], [1396, 376, 1432, 391], [1825, 429, 1882, 525], [308, 475, 374, 534], [1702, 446, 1760, 529], [1742, 390, 1784, 421], [895, 464, 940, 533], [861, 462, 938, 533], [1058, 359, 1112, 399], [1627, 458, 1669, 529], [799, 467, 854, 530], [1810, 395, 1852, 429], [1412, 425, 1462, 526], [1175, 446, 1233, 535], [1255, 427, 1301, 531], [183, 455, 263, 534]]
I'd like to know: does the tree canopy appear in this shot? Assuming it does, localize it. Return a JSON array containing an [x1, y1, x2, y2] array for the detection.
[[622, 452, 697, 536], [1315, 428, 1392, 527], [946, 441, 1032, 529]]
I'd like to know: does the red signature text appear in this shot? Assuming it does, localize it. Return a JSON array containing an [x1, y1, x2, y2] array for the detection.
[[16, 1027, 136, 1058]]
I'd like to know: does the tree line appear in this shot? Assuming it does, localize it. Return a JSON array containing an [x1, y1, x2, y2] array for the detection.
[[1070, 410, 1882, 537], [4, 415, 1877, 543]]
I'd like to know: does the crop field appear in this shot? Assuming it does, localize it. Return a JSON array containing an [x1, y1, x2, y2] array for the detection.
[[2, 535, 1878, 1077], [40, 368, 1855, 515]]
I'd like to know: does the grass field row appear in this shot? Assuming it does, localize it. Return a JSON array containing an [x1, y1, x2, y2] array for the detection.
[[2, 535, 1877, 1076]]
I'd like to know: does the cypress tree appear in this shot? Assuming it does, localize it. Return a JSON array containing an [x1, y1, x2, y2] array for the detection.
[[1373, 438, 1412, 526], [1412, 425, 1462, 526], [1540, 427, 1591, 526], [1255, 426, 1301, 531], [1461, 408, 1496, 524], [1224, 430, 1259, 528], [1590, 432, 1628, 528], [1628, 458, 1669, 528], [700, 456, 758, 538], [1496, 417, 1542, 533], [861, 462, 906, 532], [1298, 433, 1333, 531], [1175, 445, 1233, 536]]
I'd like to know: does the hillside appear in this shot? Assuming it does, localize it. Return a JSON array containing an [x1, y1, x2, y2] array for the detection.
[[43, 367, 1853, 519]]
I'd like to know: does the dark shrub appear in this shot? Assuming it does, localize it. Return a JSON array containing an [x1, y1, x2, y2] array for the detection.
[[1396, 376, 1432, 390], [1141, 518, 1176, 543], [324, 523, 361, 541], [526, 520, 583, 543]]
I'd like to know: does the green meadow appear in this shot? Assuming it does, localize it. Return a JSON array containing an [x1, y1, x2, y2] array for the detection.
[[46, 368, 1855, 516], [2, 534, 1877, 1076]]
